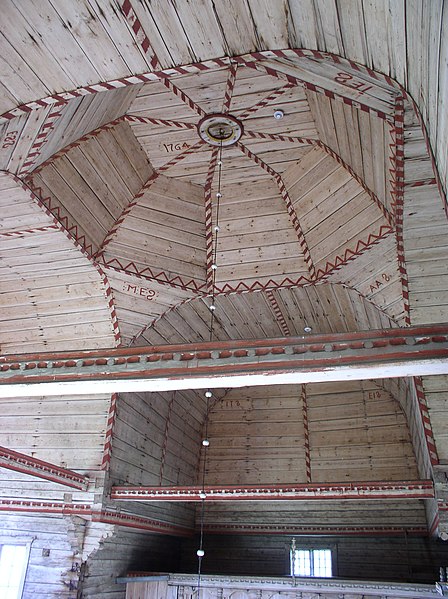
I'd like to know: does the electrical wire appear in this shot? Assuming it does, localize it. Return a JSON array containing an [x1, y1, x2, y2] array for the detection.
[[197, 133, 224, 597]]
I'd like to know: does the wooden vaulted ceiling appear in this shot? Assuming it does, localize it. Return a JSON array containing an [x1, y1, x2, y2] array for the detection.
[[2, 52, 409, 350], [1, 0, 448, 542]]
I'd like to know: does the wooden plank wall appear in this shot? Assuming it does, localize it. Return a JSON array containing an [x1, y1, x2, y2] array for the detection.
[[107, 389, 206, 528], [79, 529, 180, 599], [282, 148, 389, 276], [0, 393, 111, 473], [307, 381, 417, 483], [102, 174, 206, 286], [197, 380, 424, 532], [179, 533, 448, 584], [204, 379, 417, 488], [379, 378, 432, 480], [201, 498, 427, 535], [0, 172, 117, 355], [27, 121, 154, 257], [402, 106, 448, 325], [0, 514, 81, 598], [421, 375, 448, 464]]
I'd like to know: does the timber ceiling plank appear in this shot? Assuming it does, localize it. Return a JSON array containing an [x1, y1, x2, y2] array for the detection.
[[104, 270, 197, 347], [102, 174, 207, 289], [0, 174, 118, 354], [136, 284, 398, 350], [26, 122, 153, 257]]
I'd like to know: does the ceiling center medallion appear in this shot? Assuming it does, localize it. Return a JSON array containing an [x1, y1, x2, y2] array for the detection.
[[197, 113, 243, 147]]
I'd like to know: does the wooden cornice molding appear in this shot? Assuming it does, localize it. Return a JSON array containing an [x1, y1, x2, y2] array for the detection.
[[0, 324, 447, 397]]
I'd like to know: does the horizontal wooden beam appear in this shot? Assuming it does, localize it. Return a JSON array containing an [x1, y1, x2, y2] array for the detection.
[[0, 499, 192, 536], [0, 324, 447, 397], [110, 480, 434, 502], [203, 523, 430, 536], [0, 445, 89, 490]]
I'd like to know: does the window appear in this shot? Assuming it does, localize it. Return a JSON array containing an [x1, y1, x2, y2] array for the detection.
[[290, 548, 332, 577], [0, 544, 30, 599]]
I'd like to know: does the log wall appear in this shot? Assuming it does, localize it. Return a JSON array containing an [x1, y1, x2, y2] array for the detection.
[[0, 514, 82, 598], [79, 528, 180, 599], [179, 533, 448, 584], [106, 390, 207, 529]]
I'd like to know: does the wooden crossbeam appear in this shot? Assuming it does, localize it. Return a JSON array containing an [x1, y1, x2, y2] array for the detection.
[[0, 499, 192, 536], [0, 445, 89, 490], [110, 480, 434, 502], [0, 324, 447, 397]]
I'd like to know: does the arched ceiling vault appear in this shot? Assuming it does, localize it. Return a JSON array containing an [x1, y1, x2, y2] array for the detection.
[[3, 51, 445, 350]]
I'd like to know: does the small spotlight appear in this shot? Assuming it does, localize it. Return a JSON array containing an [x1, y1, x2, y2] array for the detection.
[[202, 439, 210, 447], [274, 109, 284, 120], [209, 304, 216, 311], [205, 390, 212, 398], [304, 326, 312, 333]]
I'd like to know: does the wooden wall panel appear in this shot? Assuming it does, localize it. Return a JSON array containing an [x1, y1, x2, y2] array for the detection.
[[105, 270, 195, 346], [205, 385, 307, 485], [179, 534, 448, 583], [35, 87, 141, 169], [306, 90, 393, 214], [202, 381, 418, 490], [103, 175, 206, 286], [0, 514, 80, 597], [421, 375, 448, 463], [0, 394, 111, 472], [27, 121, 153, 256], [0, 231, 115, 353], [110, 391, 204, 487], [307, 380, 418, 483], [402, 106, 448, 326], [80, 529, 180, 599], [201, 499, 426, 533], [379, 377, 433, 481], [107, 389, 206, 527], [328, 235, 406, 326]]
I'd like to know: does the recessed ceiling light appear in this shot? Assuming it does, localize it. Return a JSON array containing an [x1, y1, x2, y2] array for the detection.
[[304, 326, 312, 333], [274, 109, 284, 120]]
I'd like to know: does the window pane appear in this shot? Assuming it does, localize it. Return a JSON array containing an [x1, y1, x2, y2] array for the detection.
[[293, 549, 311, 576], [291, 548, 332, 578], [312, 549, 332, 577], [0, 544, 29, 599]]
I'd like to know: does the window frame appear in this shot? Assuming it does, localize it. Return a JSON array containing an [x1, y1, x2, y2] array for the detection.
[[0, 540, 32, 599], [287, 539, 337, 578]]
